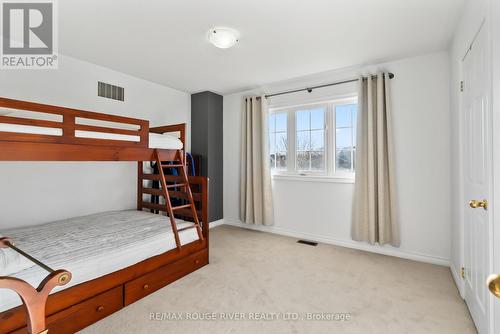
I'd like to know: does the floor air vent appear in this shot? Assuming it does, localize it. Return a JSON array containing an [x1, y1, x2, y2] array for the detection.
[[297, 240, 318, 246], [98, 81, 124, 101]]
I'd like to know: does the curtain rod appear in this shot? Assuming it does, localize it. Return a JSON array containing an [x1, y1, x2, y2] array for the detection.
[[254, 73, 395, 100]]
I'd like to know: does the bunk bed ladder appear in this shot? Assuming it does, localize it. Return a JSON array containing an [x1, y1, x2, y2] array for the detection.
[[154, 149, 204, 249]]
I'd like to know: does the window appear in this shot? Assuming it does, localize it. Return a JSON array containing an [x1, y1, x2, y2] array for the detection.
[[269, 97, 357, 178], [296, 107, 326, 171], [269, 112, 287, 170], [335, 104, 357, 172]]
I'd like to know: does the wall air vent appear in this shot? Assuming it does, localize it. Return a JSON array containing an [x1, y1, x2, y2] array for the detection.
[[98, 81, 124, 101]]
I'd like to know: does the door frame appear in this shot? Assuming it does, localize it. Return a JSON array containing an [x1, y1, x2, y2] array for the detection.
[[491, 1, 500, 333]]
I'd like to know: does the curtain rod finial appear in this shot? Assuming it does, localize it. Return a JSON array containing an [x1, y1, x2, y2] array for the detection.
[[388, 73, 395, 79]]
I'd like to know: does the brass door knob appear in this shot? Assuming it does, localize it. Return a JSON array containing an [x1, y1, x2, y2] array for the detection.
[[469, 199, 488, 210], [487, 274, 500, 298]]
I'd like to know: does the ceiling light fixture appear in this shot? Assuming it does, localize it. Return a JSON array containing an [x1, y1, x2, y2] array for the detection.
[[207, 27, 240, 49]]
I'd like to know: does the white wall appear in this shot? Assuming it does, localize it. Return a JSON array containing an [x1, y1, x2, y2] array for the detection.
[[449, 0, 490, 294], [0, 54, 190, 229], [224, 52, 452, 265]]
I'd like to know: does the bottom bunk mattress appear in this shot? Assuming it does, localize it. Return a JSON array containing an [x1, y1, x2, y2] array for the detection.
[[0, 210, 200, 313]]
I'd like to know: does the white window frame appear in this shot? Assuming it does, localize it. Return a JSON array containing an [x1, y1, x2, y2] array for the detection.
[[269, 95, 357, 182]]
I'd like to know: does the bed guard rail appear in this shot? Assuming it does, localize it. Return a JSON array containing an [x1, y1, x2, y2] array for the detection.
[[0, 237, 72, 334]]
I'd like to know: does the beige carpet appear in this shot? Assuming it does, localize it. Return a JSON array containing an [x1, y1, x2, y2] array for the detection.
[[80, 225, 476, 334]]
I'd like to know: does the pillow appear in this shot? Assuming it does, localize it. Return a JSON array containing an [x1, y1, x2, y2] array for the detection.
[[0, 235, 35, 276]]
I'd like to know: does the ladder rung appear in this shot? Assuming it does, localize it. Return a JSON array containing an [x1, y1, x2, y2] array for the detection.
[[141, 202, 167, 212], [172, 204, 192, 211], [174, 208, 202, 218], [166, 183, 187, 188], [142, 189, 201, 201], [177, 225, 199, 232], [160, 164, 184, 168], [140, 174, 161, 181], [164, 175, 185, 183], [156, 150, 177, 162], [141, 203, 201, 218], [142, 188, 163, 196], [169, 191, 201, 201], [141, 174, 186, 183]]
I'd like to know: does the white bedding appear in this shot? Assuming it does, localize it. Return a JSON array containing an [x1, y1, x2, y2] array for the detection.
[[0, 123, 183, 149], [0, 210, 199, 312], [0, 237, 34, 276]]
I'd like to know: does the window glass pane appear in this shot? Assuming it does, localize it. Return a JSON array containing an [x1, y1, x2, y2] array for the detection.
[[310, 108, 325, 130], [269, 114, 276, 133], [352, 106, 357, 127], [269, 132, 276, 153], [296, 131, 310, 151], [311, 151, 325, 170], [353, 122, 357, 147], [335, 103, 357, 173], [276, 132, 287, 151], [310, 130, 324, 151], [270, 153, 276, 169], [352, 105, 358, 148], [276, 113, 287, 132], [335, 105, 352, 128], [296, 110, 310, 131], [276, 152, 287, 170], [336, 128, 352, 150], [297, 151, 309, 170], [336, 149, 352, 171], [296, 108, 326, 172], [269, 112, 287, 171]]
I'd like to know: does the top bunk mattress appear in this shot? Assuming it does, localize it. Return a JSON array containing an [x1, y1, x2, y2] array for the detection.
[[0, 210, 199, 313], [0, 123, 183, 149]]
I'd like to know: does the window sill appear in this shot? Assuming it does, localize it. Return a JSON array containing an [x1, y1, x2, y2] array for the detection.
[[271, 174, 355, 184]]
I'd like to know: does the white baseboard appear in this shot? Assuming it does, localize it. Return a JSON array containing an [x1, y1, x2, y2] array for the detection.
[[450, 262, 465, 297], [222, 219, 450, 267], [209, 219, 225, 228]]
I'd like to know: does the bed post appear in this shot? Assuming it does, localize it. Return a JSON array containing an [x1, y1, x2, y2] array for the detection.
[[137, 161, 143, 211], [0, 238, 72, 334], [201, 177, 209, 241]]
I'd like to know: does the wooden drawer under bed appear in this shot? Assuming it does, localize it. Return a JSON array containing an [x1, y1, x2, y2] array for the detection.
[[6, 248, 208, 334], [125, 248, 208, 305], [10, 286, 123, 334]]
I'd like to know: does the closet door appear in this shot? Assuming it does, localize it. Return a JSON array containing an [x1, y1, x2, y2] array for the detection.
[[462, 21, 492, 334]]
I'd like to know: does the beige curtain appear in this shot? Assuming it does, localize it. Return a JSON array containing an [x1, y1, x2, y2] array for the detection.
[[240, 96, 274, 226], [352, 73, 400, 246]]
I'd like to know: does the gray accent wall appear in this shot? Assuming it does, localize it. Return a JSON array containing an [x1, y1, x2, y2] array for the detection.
[[191, 91, 223, 222]]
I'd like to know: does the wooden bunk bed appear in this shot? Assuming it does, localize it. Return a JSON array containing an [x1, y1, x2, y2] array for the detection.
[[0, 97, 209, 334]]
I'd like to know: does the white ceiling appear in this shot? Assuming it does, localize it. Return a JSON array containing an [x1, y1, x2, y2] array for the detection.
[[60, 0, 465, 94]]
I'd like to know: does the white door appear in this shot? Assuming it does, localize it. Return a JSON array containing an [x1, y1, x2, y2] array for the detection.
[[463, 22, 493, 334]]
